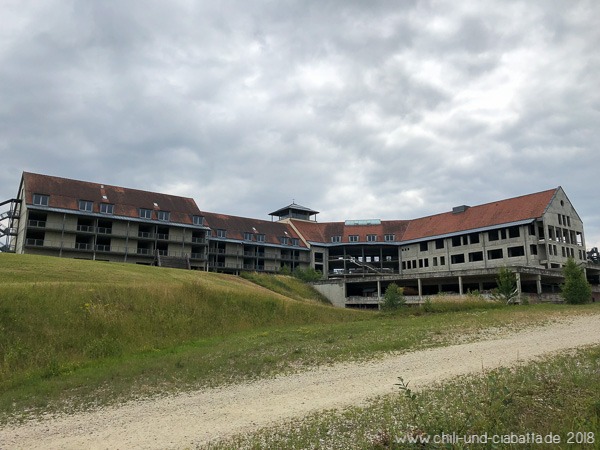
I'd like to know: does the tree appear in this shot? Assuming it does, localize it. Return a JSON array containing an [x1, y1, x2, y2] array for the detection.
[[381, 283, 405, 311], [493, 266, 519, 304], [561, 258, 592, 304]]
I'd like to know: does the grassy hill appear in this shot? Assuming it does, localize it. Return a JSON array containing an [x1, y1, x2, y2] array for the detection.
[[1, 253, 598, 424], [0, 253, 363, 375]]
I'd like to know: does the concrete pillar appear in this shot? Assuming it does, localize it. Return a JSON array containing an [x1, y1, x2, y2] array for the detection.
[[458, 276, 463, 295], [516, 271, 522, 303], [536, 275, 542, 295], [479, 282, 484, 292], [377, 280, 382, 310], [418, 278, 423, 300]]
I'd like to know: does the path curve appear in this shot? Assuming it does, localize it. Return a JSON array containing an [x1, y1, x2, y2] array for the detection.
[[1, 314, 599, 449]]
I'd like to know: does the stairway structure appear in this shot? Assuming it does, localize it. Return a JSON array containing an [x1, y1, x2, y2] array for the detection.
[[0, 199, 20, 252]]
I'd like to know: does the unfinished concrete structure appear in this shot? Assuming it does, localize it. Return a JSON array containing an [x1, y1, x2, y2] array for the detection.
[[2, 172, 599, 306]]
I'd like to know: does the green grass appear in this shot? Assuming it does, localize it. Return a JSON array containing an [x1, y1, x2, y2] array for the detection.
[[240, 271, 331, 304], [206, 346, 600, 449], [1, 253, 599, 426]]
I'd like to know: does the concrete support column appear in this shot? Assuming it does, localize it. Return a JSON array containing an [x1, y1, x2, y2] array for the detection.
[[479, 282, 484, 292], [536, 275, 542, 295], [377, 280, 382, 310], [458, 276, 463, 295], [418, 278, 423, 300], [438, 283, 443, 294], [516, 272, 522, 303]]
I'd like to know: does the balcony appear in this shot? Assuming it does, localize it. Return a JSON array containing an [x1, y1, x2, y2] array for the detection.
[[156, 233, 169, 240], [97, 227, 112, 235], [192, 237, 206, 244], [138, 231, 155, 239], [137, 248, 152, 255], [25, 238, 44, 247], [75, 242, 93, 250], [95, 244, 111, 252]]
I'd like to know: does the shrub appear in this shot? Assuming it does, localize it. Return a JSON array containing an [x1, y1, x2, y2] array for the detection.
[[492, 267, 519, 304], [561, 258, 592, 304], [381, 283, 405, 311], [293, 267, 323, 282]]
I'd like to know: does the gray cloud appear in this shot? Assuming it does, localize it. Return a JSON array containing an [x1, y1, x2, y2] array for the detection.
[[1, 0, 599, 248]]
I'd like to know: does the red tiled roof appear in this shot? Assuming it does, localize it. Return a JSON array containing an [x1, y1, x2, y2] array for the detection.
[[203, 212, 308, 248], [22, 172, 202, 225], [401, 188, 557, 241], [291, 219, 410, 243], [292, 188, 557, 244]]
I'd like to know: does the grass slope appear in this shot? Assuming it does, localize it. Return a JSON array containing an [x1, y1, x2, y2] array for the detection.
[[1, 253, 599, 424]]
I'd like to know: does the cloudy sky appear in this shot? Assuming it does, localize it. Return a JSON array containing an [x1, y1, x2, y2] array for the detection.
[[1, 0, 599, 248]]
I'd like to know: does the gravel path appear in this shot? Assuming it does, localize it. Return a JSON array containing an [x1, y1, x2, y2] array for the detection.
[[2, 314, 599, 449]]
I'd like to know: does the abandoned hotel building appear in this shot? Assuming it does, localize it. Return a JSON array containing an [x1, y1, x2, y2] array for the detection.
[[2, 172, 599, 307]]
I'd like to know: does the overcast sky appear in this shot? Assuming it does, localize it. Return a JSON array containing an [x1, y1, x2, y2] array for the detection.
[[1, 0, 599, 248]]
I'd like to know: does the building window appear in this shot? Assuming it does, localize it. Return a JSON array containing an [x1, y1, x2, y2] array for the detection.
[[558, 214, 562, 225], [469, 233, 480, 244], [367, 234, 377, 242], [331, 235, 341, 243], [349, 235, 359, 243], [452, 236, 462, 247], [244, 232, 253, 241], [280, 236, 289, 245], [192, 215, 204, 226], [508, 226, 520, 239], [420, 241, 428, 251], [217, 229, 227, 238], [435, 239, 444, 249], [488, 230, 499, 241], [32, 194, 49, 206], [256, 234, 265, 242], [291, 238, 299, 246], [79, 200, 93, 212], [157, 211, 170, 221], [139, 208, 152, 219], [100, 203, 114, 214], [384, 234, 395, 242], [487, 249, 503, 260], [433, 257, 438, 266], [468, 251, 484, 262], [451, 254, 465, 264], [440, 256, 445, 265]]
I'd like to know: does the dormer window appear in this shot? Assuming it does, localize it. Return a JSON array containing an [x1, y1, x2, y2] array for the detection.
[[100, 203, 114, 214], [192, 215, 204, 226], [349, 235, 359, 243], [367, 234, 377, 242], [280, 236, 289, 245], [331, 235, 341, 243], [384, 234, 395, 242], [256, 234, 265, 242], [79, 200, 93, 212], [32, 194, 49, 206], [157, 211, 170, 221], [217, 229, 227, 238], [244, 232, 253, 241], [139, 208, 152, 219]]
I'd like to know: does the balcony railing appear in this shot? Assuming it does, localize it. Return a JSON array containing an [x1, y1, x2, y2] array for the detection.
[[75, 242, 93, 250], [97, 227, 112, 235], [138, 231, 155, 239], [156, 233, 169, 240], [137, 248, 152, 255], [28, 220, 46, 228], [77, 225, 95, 232], [25, 238, 44, 247], [192, 237, 206, 244], [95, 244, 111, 252]]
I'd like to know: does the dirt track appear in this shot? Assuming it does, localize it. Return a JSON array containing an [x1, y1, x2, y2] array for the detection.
[[1, 314, 599, 449]]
